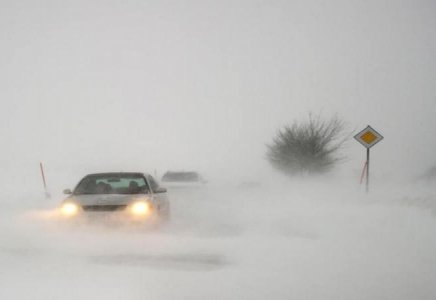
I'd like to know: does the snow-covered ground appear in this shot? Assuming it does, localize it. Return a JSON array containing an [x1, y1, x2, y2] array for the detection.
[[0, 176, 435, 300]]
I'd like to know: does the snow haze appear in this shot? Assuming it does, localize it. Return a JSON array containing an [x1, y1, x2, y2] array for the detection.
[[1, 181, 436, 300], [1, 0, 435, 179], [0, 1, 436, 299]]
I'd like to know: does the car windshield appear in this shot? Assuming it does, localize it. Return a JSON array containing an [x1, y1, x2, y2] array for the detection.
[[74, 174, 149, 195], [162, 172, 199, 182]]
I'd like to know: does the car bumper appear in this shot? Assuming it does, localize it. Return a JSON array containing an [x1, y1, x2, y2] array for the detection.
[[59, 210, 158, 225]]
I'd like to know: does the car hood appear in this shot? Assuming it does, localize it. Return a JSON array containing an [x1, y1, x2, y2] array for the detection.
[[64, 194, 152, 206]]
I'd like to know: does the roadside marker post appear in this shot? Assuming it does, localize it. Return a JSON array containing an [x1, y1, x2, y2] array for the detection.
[[354, 126, 384, 193], [359, 161, 368, 185], [39, 162, 51, 199]]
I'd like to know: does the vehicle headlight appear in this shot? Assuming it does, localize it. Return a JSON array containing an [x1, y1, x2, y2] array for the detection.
[[60, 203, 79, 216], [131, 202, 151, 215]]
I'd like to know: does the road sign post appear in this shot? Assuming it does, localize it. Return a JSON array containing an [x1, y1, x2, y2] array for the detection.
[[354, 125, 384, 193], [366, 148, 370, 193]]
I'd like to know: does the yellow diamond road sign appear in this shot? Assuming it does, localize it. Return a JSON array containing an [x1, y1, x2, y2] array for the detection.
[[354, 126, 384, 149], [360, 131, 378, 144]]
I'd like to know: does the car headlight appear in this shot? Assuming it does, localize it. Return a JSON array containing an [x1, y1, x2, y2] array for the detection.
[[60, 203, 79, 216], [131, 202, 151, 215]]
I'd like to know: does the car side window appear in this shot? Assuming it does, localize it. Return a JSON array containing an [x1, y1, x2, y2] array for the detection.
[[148, 176, 159, 192]]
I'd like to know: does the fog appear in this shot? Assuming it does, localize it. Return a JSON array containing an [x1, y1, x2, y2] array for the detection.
[[1, 0, 436, 179], [1, 0, 436, 299]]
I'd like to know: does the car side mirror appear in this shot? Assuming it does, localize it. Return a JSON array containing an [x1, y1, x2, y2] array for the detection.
[[63, 189, 72, 195], [154, 187, 167, 193]]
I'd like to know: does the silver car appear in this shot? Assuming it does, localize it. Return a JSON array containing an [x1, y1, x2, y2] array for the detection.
[[60, 172, 170, 222]]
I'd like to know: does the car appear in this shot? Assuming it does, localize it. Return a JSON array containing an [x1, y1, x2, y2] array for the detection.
[[60, 172, 170, 223], [161, 171, 207, 188]]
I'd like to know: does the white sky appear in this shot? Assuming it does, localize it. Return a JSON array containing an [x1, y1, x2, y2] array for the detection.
[[1, 0, 435, 181]]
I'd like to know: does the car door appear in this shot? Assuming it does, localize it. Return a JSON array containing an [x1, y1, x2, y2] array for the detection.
[[146, 175, 169, 215]]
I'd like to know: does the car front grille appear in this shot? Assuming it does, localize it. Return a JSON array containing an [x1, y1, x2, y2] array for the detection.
[[82, 205, 128, 212]]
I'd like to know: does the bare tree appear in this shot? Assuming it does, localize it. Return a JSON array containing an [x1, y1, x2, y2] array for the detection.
[[266, 113, 351, 176]]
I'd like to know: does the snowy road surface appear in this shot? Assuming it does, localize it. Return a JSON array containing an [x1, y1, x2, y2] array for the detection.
[[0, 182, 435, 300]]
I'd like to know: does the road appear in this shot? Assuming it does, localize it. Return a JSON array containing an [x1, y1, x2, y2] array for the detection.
[[0, 182, 435, 300]]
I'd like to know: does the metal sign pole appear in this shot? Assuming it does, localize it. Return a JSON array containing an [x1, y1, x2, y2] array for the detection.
[[366, 148, 370, 194]]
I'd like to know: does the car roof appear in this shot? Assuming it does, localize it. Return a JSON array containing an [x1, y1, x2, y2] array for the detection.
[[85, 172, 150, 177]]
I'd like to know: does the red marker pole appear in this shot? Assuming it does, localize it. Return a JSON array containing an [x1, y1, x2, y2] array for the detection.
[[359, 161, 367, 185], [40, 162, 47, 189], [40, 162, 50, 198]]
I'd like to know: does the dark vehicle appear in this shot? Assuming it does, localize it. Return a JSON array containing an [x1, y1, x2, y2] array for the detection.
[[161, 171, 207, 188], [60, 172, 170, 222]]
